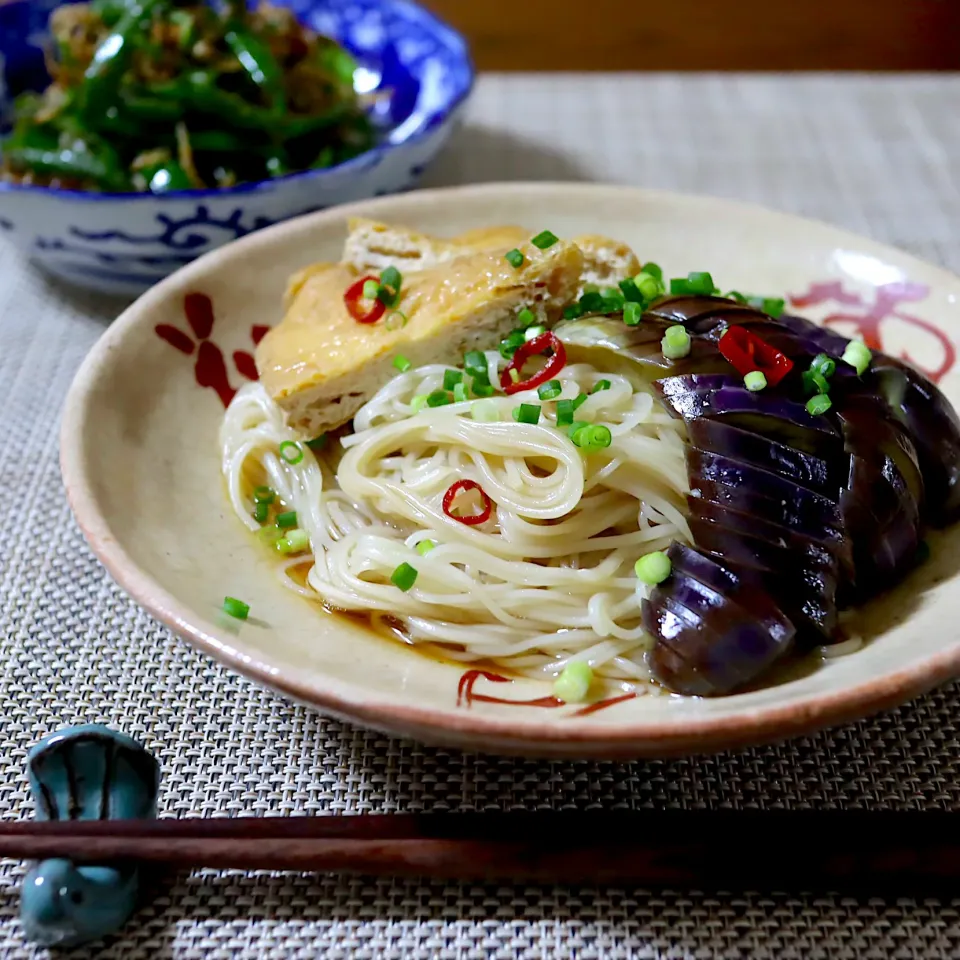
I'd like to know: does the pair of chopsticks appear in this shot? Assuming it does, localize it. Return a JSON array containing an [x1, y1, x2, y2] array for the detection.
[[1, 812, 958, 890]]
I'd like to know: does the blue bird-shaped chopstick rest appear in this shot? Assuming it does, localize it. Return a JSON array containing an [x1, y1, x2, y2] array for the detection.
[[20, 724, 160, 948]]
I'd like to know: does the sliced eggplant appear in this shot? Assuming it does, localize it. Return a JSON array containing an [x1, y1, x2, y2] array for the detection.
[[643, 543, 795, 695], [687, 418, 843, 496]]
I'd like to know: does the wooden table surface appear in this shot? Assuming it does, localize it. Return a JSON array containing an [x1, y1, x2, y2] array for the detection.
[[423, 0, 960, 71]]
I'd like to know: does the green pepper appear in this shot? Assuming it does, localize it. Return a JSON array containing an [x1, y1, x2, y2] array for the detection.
[[143, 160, 193, 193], [189, 129, 248, 152], [223, 25, 286, 111], [150, 71, 341, 138], [78, 0, 165, 119], [169, 9, 197, 52], [4, 143, 129, 191], [90, 0, 132, 28], [116, 89, 184, 123]]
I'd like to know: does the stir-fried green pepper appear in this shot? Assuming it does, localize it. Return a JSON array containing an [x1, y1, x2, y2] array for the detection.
[[223, 24, 287, 111], [78, 0, 165, 119], [2, 0, 375, 192]]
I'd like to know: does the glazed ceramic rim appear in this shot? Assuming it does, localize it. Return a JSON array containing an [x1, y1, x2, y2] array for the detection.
[[60, 182, 960, 756]]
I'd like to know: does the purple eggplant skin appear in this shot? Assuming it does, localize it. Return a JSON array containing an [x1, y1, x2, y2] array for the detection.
[[643, 543, 796, 696], [687, 517, 839, 639], [867, 359, 960, 525], [687, 418, 843, 497], [781, 312, 960, 523]]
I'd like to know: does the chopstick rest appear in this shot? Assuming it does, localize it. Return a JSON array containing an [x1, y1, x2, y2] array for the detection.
[[19, 724, 160, 948]]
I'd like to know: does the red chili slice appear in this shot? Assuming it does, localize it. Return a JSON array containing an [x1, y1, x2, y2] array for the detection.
[[718, 325, 794, 386], [442, 479, 493, 526], [344, 275, 387, 324], [500, 331, 567, 395]]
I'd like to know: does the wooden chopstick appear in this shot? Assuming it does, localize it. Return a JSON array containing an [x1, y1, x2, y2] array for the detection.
[[1, 812, 958, 890]]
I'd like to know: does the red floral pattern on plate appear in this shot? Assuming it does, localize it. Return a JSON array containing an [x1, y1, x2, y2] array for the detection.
[[155, 292, 265, 407], [789, 280, 954, 383], [456, 669, 639, 716]]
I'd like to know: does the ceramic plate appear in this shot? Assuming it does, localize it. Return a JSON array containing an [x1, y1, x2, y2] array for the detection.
[[60, 183, 960, 758]]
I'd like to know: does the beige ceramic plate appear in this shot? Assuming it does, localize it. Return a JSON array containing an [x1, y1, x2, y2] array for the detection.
[[61, 183, 960, 758]]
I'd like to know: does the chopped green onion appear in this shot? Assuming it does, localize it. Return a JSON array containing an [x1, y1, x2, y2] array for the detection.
[[362, 279, 380, 300], [512, 403, 541, 425], [253, 501, 269, 524], [471, 398, 500, 422], [254, 485, 275, 504], [393, 354, 412, 373], [378, 266, 402, 305], [531, 229, 559, 249], [568, 421, 591, 446], [553, 661, 593, 703], [635, 550, 672, 585], [665, 325, 688, 346], [669, 278, 695, 295], [618, 278, 644, 303], [752, 296, 786, 319], [509, 368, 521, 383], [842, 340, 872, 375], [579, 291, 604, 313], [524, 324, 547, 341], [623, 301, 643, 326], [634, 271, 663, 301], [471, 377, 495, 398], [277, 510, 298, 529], [505, 249, 524, 269], [806, 394, 833, 416], [258, 525, 284, 545], [306, 434, 327, 451], [802, 370, 830, 395], [499, 330, 526, 359], [385, 310, 408, 331], [725, 290, 748, 303], [427, 390, 451, 407], [810, 353, 836, 378], [411, 394, 429, 413], [662, 326, 691, 360], [276, 529, 310, 555], [582, 283, 600, 294], [572, 393, 588, 411], [538, 379, 562, 401], [517, 307, 536, 328], [453, 382, 468, 403], [390, 562, 418, 591], [223, 596, 249, 620], [443, 369, 463, 391], [580, 424, 612, 450], [556, 398, 576, 426], [591, 380, 612, 394], [563, 303, 584, 320], [417, 539, 436, 555], [743, 370, 767, 392], [641, 262, 663, 282], [279, 441, 304, 464], [687, 271, 717, 295], [464, 350, 487, 378]]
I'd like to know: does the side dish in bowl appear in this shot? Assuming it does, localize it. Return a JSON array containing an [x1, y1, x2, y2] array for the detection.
[[0, 0, 472, 294], [221, 217, 960, 699]]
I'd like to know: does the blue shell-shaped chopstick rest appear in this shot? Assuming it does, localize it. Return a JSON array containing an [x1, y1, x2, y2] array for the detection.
[[20, 724, 160, 948]]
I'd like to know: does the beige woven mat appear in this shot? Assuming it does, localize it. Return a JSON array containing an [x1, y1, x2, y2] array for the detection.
[[1, 73, 960, 958]]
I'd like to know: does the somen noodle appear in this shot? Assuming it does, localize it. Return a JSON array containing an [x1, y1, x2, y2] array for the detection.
[[221, 352, 690, 683]]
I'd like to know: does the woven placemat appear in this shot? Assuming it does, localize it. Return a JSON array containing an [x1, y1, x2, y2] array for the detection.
[[2, 73, 960, 958]]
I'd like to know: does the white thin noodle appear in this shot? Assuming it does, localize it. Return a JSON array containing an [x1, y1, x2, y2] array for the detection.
[[220, 360, 691, 683]]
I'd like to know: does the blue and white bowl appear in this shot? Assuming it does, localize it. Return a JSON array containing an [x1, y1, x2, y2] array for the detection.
[[0, 0, 473, 295]]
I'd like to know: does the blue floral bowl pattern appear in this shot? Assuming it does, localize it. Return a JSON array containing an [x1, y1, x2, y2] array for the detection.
[[0, 0, 472, 295]]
